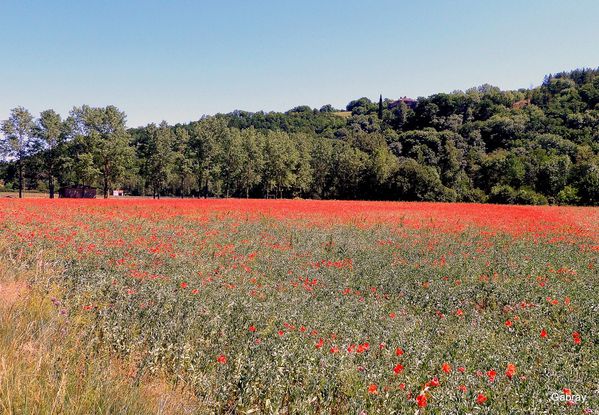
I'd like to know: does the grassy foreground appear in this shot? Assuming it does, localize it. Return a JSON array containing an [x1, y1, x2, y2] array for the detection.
[[0, 253, 204, 414], [0, 199, 597, 414]]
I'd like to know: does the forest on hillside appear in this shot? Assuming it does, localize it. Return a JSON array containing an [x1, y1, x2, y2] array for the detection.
[[1, 68, 598, 205]]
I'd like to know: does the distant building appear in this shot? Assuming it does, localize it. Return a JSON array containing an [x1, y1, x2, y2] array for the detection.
[[388, 97, 418, 110], [58, 185, 97, 198], [112, 189, 125, 197]]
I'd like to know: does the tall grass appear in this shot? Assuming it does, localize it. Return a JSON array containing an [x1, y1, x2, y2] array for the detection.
[[0, 255, 199, 415]]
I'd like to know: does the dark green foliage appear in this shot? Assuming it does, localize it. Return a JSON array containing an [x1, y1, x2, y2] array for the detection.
[[1, 68, 599, 204]]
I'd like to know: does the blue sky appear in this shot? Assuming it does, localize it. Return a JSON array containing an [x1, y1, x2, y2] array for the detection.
[[1, 0, 598, 127]]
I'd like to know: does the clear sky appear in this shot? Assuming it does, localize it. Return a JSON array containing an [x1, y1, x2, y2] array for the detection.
[[1, 0, 598, 127]]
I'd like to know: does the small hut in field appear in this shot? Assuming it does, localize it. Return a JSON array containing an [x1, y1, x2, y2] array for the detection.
[[58, 185, 97, 198]]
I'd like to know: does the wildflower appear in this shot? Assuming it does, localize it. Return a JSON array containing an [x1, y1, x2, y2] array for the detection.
[[357, 342, 370, 353], [393, 364, 404, 374], [277, 330, 284, 336], [395, 347, 404, 356], [540, 328, 547, 338], [416, 393, 427, 408], [248, 325, 256, 332], [458, 385, 467, 392], [505, 363, 516, 379], [476, 393, 488, 404], [572, 332, 582, 345], [456, 308, 464, 316], [458, 366, 466, 373], [330, 346, 339, 353], [442, 362, 451, 374], [191, 289, 199, 294], [368, 384, 378, 394], [505, 319, 513, 327], [487, 369, 497, 382], [563, 388, 572, 395], [315, 338, 324, 349], [389, 312, 396, 319], [426, 377, 440, 388], [216, 354, 227, 364], [180, 282, 188, 289]]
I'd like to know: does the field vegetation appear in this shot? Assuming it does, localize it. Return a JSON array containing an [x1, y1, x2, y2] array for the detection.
[[0, 199, 597, 414]]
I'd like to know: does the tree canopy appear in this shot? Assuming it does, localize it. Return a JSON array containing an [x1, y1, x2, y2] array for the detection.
[[1, 67, 598, 205]]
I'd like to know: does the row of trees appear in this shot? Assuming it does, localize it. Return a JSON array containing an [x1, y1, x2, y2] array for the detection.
[[1, 105, 131, 198], [1, 68, 598, 204]]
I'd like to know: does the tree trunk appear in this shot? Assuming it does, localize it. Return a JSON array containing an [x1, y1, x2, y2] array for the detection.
[[49, 175, 55, 199], [18, 161, 23, 198], [103, 175, 109, 199]]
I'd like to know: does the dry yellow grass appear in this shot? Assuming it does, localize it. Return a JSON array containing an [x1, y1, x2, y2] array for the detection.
[[332, 111, 352, 118], [0, 252, 203, 415]]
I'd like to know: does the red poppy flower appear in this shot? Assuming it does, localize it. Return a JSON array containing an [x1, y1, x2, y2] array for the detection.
[[216, 354, 227, 364], [426, 377, 440, 388], [416, 393, 427, 408], [458, 366, 466, 373], [505, 320, 513, 327], [180, 282, 188, 289], [393, 363, 404, 374], [505, 363, 516, 379], [248, 325, 256, 332], [487, 369, 497, 382], [572, 332, 581, 344], [540, 329, 547, 338], [458, 385, 467, 392], [368, 384, 378, 394], [315, 338, 324, 349], [442, 362, 451, 374], [395, 347, 404, 356], [476, 393, 488, 404], [330, 346, 339, 353]]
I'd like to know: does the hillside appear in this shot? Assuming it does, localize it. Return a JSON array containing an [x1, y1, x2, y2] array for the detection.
[[1, 67, 598, 205]]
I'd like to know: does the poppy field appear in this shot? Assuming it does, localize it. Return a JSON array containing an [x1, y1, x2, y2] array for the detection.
[[0, 199, 597, 414]]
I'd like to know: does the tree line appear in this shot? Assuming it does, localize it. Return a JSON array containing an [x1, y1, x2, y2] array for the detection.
[[1, 67, 598, 205]]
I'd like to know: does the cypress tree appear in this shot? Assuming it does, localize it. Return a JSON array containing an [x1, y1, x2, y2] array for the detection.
[[378, 94, 383, 119]]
